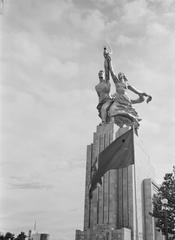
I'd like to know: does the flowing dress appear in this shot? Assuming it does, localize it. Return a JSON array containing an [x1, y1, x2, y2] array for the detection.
[[108, 79, 141, 127]]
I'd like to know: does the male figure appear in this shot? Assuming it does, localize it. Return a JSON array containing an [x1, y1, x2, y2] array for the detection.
[[95, 68, 112, 124]]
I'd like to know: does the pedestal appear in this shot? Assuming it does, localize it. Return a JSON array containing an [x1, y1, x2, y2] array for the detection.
[[75, 123, 159, 240]]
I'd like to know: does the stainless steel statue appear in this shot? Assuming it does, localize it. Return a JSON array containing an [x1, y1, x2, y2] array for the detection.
[[95, 47, 152, 130]]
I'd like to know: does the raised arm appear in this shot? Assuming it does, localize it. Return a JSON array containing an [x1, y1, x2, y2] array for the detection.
[[103, 47, 110, 83], [103, 47, 118, 83]]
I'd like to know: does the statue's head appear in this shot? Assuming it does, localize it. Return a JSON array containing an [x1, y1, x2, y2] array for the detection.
[[98, 70, 104, 81], [118, 72, 127, 82]]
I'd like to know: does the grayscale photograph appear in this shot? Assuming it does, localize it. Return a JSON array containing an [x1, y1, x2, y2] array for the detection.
[[1, 0, 175, 240]]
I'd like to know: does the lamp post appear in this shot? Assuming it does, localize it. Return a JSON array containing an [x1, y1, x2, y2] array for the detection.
[[161, 198, 168, 240]]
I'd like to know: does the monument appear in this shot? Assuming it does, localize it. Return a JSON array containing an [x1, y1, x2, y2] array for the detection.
[[75, 48, 163, 240]]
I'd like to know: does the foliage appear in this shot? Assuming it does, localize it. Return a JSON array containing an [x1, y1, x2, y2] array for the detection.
[[4, 233, 15, 240], [152, 167, 175, 235], [0, 232, 26, 240], [15, 232, 26, 240], [0, 233, 15, 240]]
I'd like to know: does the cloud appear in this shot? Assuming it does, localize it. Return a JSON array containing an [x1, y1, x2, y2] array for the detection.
[[117, 34, 133, 46], [67, 8, 105, 41], [90, 0, 116, 6], [44, 58, 79, 79], [146, 22, 169, 37], [147, 0, 175, 11], [3, 0, 106, 43], [9, 182, 53, 190], [121, 0, 151, 24]]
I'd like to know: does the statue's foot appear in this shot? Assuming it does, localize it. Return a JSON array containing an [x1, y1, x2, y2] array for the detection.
[[99, 121, 107, 126]]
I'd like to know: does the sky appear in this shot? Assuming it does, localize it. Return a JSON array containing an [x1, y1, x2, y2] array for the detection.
[[1, 0, 175, 239]]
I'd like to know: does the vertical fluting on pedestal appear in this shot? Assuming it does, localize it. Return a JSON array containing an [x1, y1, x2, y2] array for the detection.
[[98, 124, 114, 226], [128, 165, 134, 230], [98, 132, 104, 225], [91, 132, 98, 227], [108, 128, 117, 227], [84, 124, 135, 233], [103, 127, 110, 224], [84, 144, 93, 230], [143, 179, 155, 240], [115, 127, 134, 230], [84, 123, 116, 230]]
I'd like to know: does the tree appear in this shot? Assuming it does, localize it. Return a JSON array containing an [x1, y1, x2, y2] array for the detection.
[[0, 234, 4, 240], [15, 232, 26, 240], [4, 233, 15, 240], [152, 167, 175, 236]]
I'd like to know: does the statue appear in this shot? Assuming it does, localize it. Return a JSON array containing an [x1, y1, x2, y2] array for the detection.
[[95, 68, 112, 124], [95, 47, 114, 124], [95, 47, 152, 130]]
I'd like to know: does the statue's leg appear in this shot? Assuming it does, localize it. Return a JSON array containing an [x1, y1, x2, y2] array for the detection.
[[101, 101, 111, 123], [108, 101, 121, 117]]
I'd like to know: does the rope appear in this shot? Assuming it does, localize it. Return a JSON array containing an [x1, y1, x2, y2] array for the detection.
[[135, 135, 151, 161]]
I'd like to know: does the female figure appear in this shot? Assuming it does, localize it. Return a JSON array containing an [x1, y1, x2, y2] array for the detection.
[[104, 48, 152, 129]]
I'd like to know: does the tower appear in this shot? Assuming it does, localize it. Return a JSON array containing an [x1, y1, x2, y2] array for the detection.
[[75, 123, 164, 240]]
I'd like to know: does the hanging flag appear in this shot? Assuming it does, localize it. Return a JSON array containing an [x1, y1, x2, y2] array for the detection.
[[89, 157, 102, 199], [89, 128, 134, 198]]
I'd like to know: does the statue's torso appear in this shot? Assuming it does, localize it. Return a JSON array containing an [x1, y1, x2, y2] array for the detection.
[[95, 81, 111, 103], [114, 80, 130, 105], [115, 80, 127, 94]]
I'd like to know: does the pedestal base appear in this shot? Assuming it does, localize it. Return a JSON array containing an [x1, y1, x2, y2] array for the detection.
[[75, 227, 131, 240]]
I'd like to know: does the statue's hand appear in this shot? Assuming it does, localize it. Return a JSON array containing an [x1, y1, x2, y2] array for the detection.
[[141, 92, 152, 103], [103, 47, 111, 61], [146, 95, 152, 103]]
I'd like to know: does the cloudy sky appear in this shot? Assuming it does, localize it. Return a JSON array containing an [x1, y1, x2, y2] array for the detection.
[[1, 0, 175, 239]]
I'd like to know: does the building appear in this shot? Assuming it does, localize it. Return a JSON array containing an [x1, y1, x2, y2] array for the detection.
[[31, 233, 49, 240], [75, 124, 165, 240]]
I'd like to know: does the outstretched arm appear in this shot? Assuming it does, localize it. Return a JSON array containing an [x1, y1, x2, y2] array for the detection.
[[128, 84, 152, 104], [128, 84, 143, 95]]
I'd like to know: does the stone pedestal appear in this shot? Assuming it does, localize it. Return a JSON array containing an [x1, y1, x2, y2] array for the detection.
[[75, 227, 131, 240], [75, 123, 160, 240]]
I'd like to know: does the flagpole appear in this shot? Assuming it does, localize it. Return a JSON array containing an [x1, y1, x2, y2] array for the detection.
[[132, 126, 139, 240], [89, 193, 92, 228], [33, 220, 37, 232], [88, 157, 93, 228]]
